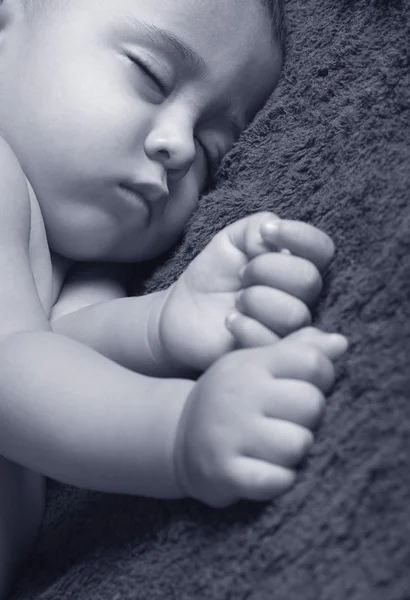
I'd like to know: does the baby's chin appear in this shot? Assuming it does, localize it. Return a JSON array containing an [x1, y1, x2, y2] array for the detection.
[[47, 223, 179, 263], [41, 184, 195, 262]]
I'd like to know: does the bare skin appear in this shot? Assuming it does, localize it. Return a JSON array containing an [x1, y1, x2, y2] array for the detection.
[[0, 177, 69, 597], [0, 1, 348, 597], [0, 140, 347, 599]]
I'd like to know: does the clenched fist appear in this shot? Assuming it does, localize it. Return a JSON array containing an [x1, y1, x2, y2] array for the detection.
[[173, 327, 348, 508], [151, 212, 335, 376]]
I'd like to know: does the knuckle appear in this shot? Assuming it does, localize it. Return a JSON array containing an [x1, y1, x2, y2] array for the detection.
[[258, 211, 278, 226], [300, 263, 322, 296], [251, 255, 269, 279], [286, 302, 311, 331], [308, 350, 334, 391], [240, 463, 272, 494], [226, 457, 271, 498], [285, 326, 317, 345], [298, 326, 317, 339], [306, 386, 326, 425], [304, 346, 325, 378], [240, 286, 258, 310], [243, 259, 258, 282]]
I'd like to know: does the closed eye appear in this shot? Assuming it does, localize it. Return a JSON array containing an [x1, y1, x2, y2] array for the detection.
[[128, 55, 167, 95]]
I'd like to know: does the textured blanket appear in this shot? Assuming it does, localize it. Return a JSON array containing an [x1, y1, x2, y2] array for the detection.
[[12, 0, 410, 598]]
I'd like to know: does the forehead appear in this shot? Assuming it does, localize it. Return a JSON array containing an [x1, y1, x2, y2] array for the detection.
[[127, 0, 271, 63], [56, 0, 280, 124]]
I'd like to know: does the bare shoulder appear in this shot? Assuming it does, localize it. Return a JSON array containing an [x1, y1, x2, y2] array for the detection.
[[0, 136, 31, 238]]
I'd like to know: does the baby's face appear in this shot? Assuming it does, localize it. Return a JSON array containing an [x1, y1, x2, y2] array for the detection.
[[0, 0, 281, 261]]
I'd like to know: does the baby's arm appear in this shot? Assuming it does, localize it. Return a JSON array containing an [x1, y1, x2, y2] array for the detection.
[[0, 138, 189, 497], [0, 139, 348, 509], [52, 214, 335, 379], [50, 261, 173, 375], [52, 282, 173, 376], [0, 331, 191, 497]]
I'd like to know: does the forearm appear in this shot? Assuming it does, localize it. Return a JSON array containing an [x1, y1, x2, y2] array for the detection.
[[0, 330, 193, 498], [52, 289, 178, 377]]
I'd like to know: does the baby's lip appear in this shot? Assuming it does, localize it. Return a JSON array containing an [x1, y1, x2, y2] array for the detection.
[[123, 180, 169, 206]]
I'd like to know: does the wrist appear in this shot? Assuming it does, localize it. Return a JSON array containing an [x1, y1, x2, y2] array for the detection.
[[147, 285, 201, 380], [171, 382, 197, 500]]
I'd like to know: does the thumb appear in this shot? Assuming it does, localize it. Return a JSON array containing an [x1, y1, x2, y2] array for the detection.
[[285, 327, 349, 361], [224, 212, 280, 259]]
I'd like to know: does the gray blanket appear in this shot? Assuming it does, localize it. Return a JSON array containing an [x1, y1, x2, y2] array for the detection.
[[12, 0, 410, 598]]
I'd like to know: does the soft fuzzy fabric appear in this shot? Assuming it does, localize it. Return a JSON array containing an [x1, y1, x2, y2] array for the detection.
[[11, 0, 410, 598]]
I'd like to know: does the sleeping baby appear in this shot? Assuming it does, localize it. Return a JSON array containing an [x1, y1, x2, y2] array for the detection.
[[0, 0, 347, 597]]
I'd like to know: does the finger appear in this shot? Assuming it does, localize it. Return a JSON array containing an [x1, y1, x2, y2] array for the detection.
[[225, 311, 280, 348], [285, 327, 349, 361], [228, 456, 296, 501], [261, 341, 336, 393], [261, 220, 335, 272], [237, 286, 311, 337], [225, 212, 281, 259], [242, 253, 322, 306], [244, 418, 314, 468], [261, 379, 326, 429]]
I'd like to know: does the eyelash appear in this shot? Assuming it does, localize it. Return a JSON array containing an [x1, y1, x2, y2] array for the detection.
[[129, 55, 167, 95]]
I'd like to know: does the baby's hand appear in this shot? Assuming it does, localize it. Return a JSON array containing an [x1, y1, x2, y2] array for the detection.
[[173, 328, 348, 508], [154, 212, 335, 375], [225, 214, 335, 348]]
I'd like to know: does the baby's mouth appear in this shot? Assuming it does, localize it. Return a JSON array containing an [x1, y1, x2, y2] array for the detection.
[[117, 178, 170, 225], [117, 184, 151, 219]]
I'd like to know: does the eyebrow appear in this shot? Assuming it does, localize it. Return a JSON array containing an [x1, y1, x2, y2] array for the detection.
[[125, 18, 209, 77], [125, 17, 246, 140]]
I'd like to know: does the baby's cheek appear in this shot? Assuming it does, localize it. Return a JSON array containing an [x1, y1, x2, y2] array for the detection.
[[171, 175, 200, 222], [152, 181, 198, 257]]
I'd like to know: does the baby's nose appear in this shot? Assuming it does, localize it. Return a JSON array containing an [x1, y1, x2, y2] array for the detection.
[[145, 124, 196, 177]]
